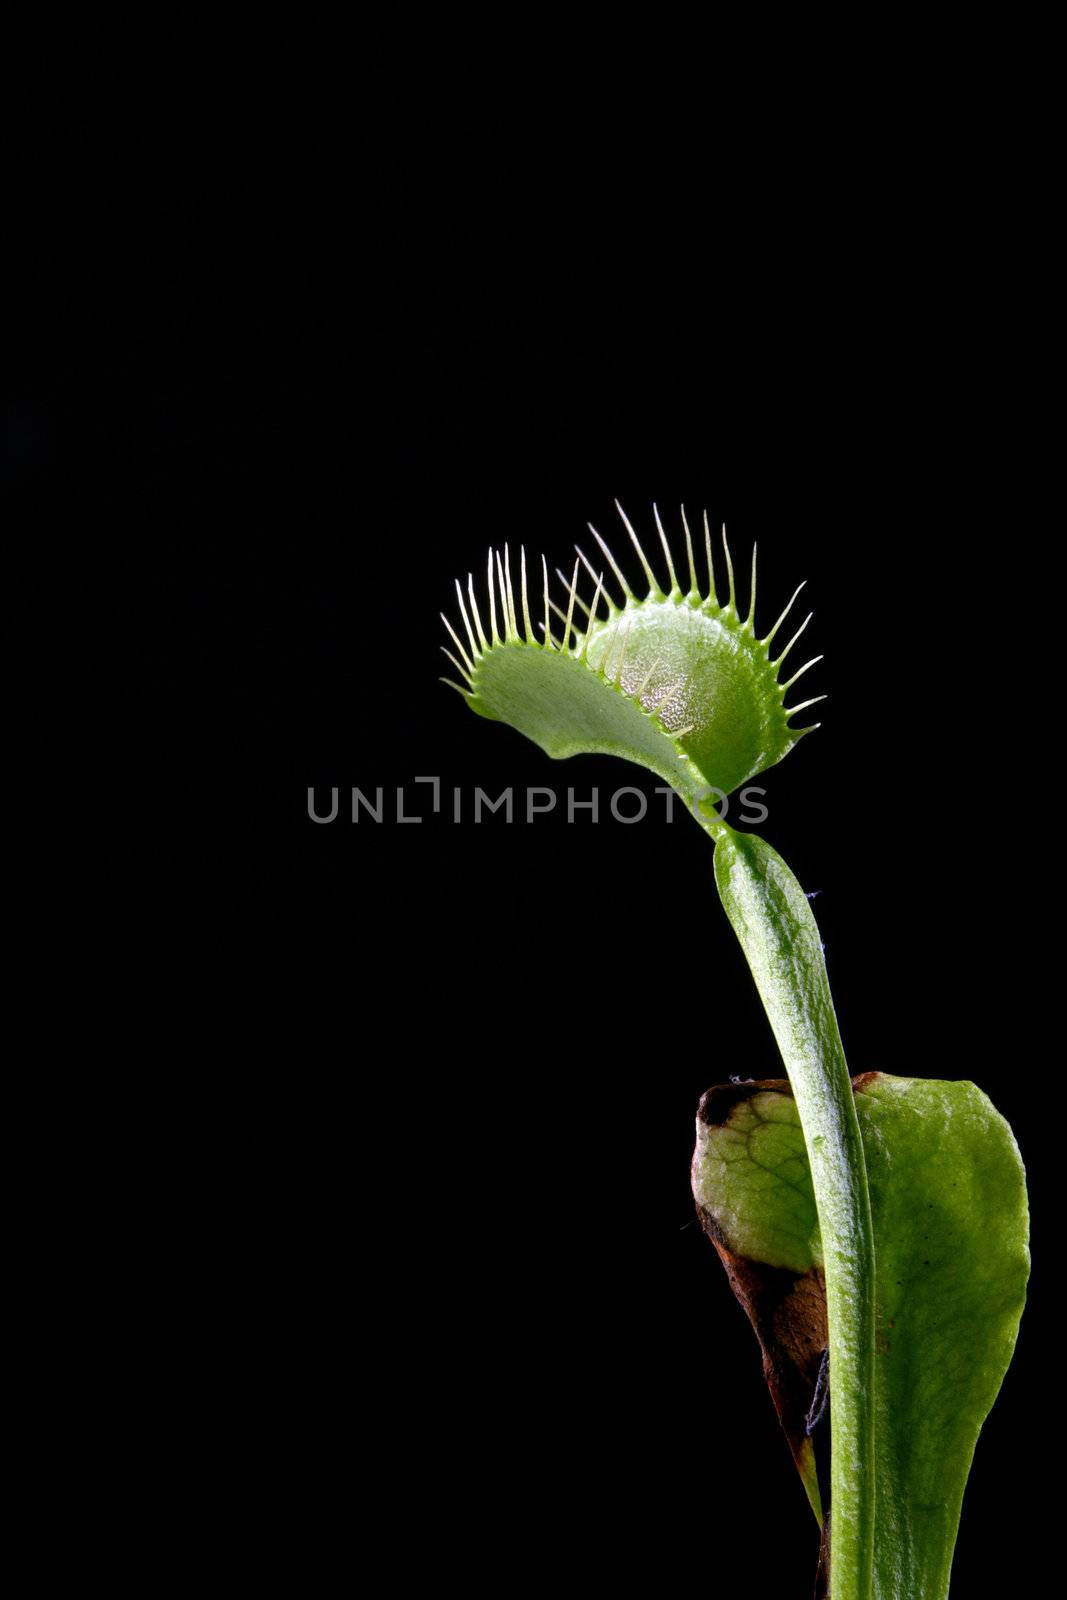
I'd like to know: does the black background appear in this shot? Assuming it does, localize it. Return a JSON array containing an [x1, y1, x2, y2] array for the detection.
[[9, 227, 1052, 1589]]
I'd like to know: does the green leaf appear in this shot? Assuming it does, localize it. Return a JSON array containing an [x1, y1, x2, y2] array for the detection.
[[692, 1074, 1029, 1599], [468, 594, 800, 801], [442, 512, 821, 806]]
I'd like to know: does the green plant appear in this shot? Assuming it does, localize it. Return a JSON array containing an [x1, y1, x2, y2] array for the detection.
[[441, 504, 1029, 1599]]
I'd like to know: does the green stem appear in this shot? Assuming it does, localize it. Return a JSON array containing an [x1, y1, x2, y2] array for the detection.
[[708, 820, 875, 1600]]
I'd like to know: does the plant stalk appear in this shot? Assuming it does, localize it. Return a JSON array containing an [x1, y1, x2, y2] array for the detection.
[[706, 819, 876, 1600]]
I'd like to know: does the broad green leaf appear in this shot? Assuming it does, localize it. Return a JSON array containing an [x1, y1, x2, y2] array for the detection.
[[692, 1073, 1029, 1600]]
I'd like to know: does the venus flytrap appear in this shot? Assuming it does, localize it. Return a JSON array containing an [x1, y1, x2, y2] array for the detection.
[[441, 504, 1028, 1599]]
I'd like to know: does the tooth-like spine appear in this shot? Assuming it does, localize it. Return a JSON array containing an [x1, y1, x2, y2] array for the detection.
[[519, 546, 534, 642], [703, 510, 717, 603], [781, 655, 823, 692], [775, 611, 813, 669], [681, 506, 698, 596], [503, 545, 518, 640], [575, 546, 600, 600], [763, 582, 806, 649], [637, 657, 661, 699], [541, 553, 554, 649], [441, 646, 473, 686], [468, 573, 489, 652], [440, 677, 470, 696], [722, 524, 736, 611], [455, 579, 479, 660], [560, 559, 580, 656], [441, 613, 474, 677], [615, 499, 662, 597], [557, 568, 593, 618], [784, 694, 827, 718], [487, 550, 500, 644], [600, 613, 621, 679], [613, 617, 634, 685], [547, 595, 582, 648], [495, 550, 511, 641], [587, 523, 632, 602], [578, 572, 605, 660], [653, 503, 679, 594], [747, 544, 758, 629]]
